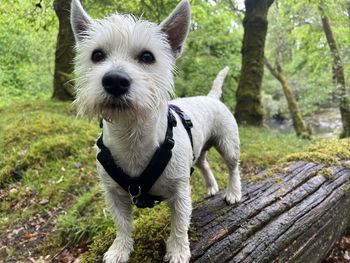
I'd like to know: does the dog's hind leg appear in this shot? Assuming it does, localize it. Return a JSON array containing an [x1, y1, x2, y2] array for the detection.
[[215, 136, 241, 204], [195, 151, 219, 196]]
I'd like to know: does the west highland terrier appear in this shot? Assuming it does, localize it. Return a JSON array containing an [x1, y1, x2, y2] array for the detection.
[[70, 0, 241, 262]]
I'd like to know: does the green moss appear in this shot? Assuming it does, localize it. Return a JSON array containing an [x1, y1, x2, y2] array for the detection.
[[0, 100, 99, 237], [343, 162, 350, 170], [246, 166, 285, 183], [0, 102, 98, 186], [130, 206, 170, 262], [342, 184, 350, 192], [26, 135, 76, 163], [318, 168, 333, 180], [80, 227, 115, 263], [282, 139, 350, 166], [284, 152, 338, 166], [80, 205, 170, 263], [249, 139, 350, 184]]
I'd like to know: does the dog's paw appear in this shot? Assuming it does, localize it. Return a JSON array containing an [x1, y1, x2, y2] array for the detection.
[[207, 184, 219, 196], [224, 190, 241, 204], [164, 239, 190, 263], [104, 250, 129, 263], [164, 249, 191, 263], [103, 237, 133, 263]]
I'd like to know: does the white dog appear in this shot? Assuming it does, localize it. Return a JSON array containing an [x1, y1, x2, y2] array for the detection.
[[70, 0, 241, 262]]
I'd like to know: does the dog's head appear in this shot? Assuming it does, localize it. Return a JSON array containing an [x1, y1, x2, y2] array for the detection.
[[71, 0, 191, 121]]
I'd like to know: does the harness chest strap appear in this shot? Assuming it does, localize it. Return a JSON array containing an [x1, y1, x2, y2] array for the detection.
[[96, 105, 194, 208]]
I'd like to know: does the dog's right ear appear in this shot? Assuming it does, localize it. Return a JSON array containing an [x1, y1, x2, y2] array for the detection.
[[70, 0, 92, 42]]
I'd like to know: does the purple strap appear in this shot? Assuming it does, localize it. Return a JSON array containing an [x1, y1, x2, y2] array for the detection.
[[169, 104, 192, 124]]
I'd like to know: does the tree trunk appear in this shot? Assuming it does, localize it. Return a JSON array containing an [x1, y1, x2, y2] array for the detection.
[[264, 58, 311, 139], [319, 7, 350, 138], [52, 0, 75, 101], [347, 0, 350, 28], [234, 0, 274, 126], [190, 156, 350, 262]]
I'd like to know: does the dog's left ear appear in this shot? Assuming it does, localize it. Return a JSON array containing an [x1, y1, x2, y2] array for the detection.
[[160, 0, 191, 59]]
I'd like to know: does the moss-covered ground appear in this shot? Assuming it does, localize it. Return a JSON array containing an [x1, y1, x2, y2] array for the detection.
[[0, 100, 313, 262]]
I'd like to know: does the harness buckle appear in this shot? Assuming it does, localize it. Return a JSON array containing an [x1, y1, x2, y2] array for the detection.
[[168, 112, 177, 127], [184, 119, 193, 128]]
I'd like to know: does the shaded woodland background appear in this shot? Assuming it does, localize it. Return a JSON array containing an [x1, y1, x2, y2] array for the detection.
[[1, 0, 350, 262], [2, 0, 350, 137]]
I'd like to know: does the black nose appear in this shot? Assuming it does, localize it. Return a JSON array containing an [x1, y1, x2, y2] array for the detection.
[[102, 70, 131, 97]]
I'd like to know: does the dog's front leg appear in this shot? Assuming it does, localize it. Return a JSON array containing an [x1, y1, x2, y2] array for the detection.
[[165, 180, 192, 263], [103, 188, 133, 263]]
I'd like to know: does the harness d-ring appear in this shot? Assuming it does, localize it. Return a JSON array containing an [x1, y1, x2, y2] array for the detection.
[[128, 185, 141, 204]]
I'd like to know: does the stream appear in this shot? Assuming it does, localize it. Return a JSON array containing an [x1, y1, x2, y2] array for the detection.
[[265, 108, 342, 137]]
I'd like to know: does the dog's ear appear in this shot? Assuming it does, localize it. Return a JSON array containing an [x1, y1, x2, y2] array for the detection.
[[70, 0, 93, 42], [160, 0, 191, 59]]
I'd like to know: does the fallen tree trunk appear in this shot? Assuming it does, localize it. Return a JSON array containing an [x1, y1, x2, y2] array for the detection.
[[190, 160, 350, 263]]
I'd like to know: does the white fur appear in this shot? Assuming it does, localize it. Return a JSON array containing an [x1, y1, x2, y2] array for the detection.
[[71, 0, 241, 262]]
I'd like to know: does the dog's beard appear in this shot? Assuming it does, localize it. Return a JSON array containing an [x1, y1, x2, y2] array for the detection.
[[99, 95, 131, 121], [103, 95, 131, 111], [97, 92, 165, 123]]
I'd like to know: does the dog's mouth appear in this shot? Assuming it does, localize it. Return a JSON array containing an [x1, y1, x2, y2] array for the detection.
[[102, 94, 131, 111]]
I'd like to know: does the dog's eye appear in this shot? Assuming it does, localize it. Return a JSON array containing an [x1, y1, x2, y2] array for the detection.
[[138, 51, 155, 64], [91, 50, 106, 63]]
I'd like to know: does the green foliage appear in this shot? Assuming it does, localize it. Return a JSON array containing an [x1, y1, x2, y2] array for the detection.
[[0, 0, 57, 102], [175, 1, 242, 109], [264, 0, 350, 116], [0, 0, 241, 108]]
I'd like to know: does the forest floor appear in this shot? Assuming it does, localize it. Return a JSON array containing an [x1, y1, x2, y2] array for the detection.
[[0, 100, 347, 262]]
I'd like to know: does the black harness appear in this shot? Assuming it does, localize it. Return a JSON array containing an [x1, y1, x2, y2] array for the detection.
[[96, 105, 194, 208]]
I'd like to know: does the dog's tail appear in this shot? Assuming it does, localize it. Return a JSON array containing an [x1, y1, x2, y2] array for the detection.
[[208, 66, 230, 99]]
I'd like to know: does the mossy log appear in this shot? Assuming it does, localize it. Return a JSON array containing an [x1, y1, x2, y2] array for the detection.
[[190, 160, 350, 263]]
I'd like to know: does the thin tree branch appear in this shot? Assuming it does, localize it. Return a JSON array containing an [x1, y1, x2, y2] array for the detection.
[[264, 56, 279, 79], [227, 0, 245, 14]]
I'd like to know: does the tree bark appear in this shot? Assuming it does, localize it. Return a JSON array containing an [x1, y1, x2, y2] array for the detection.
[[347, 0, 350, 28], [264, 57, 311, 139], [319, 7, 350, 138], [52, 0, 75, 101], [234, 0, 274, 126], [190, 159, 350, 263]]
